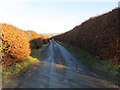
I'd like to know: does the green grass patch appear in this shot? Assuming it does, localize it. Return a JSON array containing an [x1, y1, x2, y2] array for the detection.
[[2, 56, 40, 81], [58, 41, 119, 80]]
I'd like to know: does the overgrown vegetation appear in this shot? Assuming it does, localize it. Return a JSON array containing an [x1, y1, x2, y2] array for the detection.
[[59, 41, 119, 81], [2, 56, 40, 81]]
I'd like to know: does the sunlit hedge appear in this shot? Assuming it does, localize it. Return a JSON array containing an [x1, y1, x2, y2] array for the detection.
[[25, 30, 43, 49], [26, 30, 42, 40], [1, 23, 31, 67]]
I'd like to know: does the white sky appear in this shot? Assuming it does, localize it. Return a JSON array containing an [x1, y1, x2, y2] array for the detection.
[[0, 0, 119, 33]]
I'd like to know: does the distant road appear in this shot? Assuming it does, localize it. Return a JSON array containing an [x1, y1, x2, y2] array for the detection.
[[3, 40, 117, 88]]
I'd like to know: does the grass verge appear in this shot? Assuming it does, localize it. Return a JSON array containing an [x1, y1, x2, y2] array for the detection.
[[57, 41, 119, 82], [2, 56, 40, 81], [2, 43, 49, 81]]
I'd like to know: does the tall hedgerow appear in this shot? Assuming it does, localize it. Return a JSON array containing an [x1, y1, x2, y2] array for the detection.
[[25, 30, 43, 49], [0, 23, 31, 67], [39, 34, 49, 44], [26, 30, 42, 39], [52, 8, 119, 62]]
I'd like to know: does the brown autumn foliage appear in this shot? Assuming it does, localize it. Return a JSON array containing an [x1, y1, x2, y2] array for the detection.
[[39, 34, 49, 44], [0, 23, 31, 67], [52, 8, 120, 62], [39, 34, 49, 39], [25, 30, 43, 49], [26, 30, 42, 39], [25, 30, 49, 49]]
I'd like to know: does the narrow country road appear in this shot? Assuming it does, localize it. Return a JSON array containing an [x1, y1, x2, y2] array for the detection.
[[3, 40, 117, 88]]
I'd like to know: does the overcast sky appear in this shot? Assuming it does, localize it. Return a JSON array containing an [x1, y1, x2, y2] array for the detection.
[[0, 0, 119, 33]]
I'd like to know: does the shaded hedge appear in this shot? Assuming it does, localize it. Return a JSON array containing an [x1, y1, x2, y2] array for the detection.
[[39, 34, 49, 44], [25, 30, 49, 49], [52, 8, 119, 62], [1, 23, 31, 67]]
